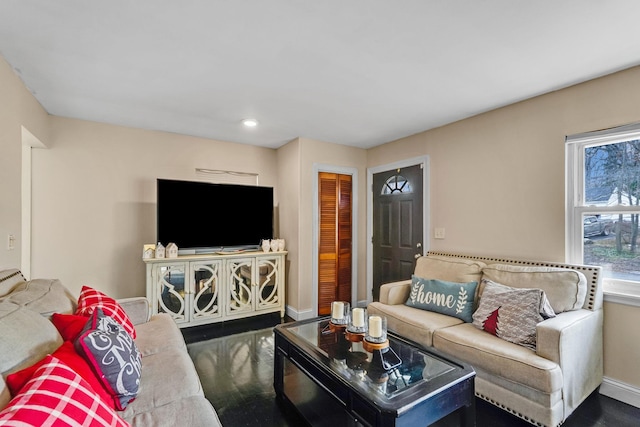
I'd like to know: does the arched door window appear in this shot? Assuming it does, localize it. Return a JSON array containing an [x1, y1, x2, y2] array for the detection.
[[381, 175, 413, 195]]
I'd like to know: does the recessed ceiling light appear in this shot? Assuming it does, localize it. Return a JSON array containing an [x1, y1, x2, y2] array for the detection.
[[242, 118, 259, 128]]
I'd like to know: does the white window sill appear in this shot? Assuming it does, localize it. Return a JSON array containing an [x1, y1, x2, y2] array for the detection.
[[603, 280, 640, 307]]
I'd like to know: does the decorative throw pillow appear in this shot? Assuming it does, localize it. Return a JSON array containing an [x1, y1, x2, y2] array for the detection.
[[472, 280, 556, 350], [52, 312, 89, 341], [0, 355, 130, 427], [75, 308, 142, 410], [6, 341, 116, 408], [75, 285, 136, 339], [405, 276, 478, 322]]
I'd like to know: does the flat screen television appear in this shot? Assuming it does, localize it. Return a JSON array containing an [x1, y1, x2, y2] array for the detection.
[[157, 179, 273, 253]]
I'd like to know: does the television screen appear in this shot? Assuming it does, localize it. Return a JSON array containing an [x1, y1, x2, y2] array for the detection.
[[157, 179, 273, 252]]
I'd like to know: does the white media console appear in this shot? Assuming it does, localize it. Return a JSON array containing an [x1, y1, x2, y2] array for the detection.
[[143, 250, 286, 328]]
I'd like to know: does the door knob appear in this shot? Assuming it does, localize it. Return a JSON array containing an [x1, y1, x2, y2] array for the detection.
[[415, 242, 423, 259]]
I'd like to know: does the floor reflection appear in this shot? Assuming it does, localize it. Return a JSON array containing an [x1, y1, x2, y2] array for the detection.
[[188, 327, 301, 426], [187, 326, 640, 427]]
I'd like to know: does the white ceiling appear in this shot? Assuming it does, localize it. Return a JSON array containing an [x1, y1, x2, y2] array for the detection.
[[1, 1, 640, 149]]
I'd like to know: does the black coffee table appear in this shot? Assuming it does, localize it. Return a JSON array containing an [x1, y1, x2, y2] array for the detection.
[[274, 317, 475, 427]]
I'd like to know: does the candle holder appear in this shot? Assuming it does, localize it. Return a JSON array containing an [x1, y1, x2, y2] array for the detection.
[[330, 301, 350, 327], [363, 315, 389, 351], [345, 307, 367, 342]]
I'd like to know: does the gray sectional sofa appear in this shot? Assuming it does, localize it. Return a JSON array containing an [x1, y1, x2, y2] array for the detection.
[[368, 252, 603, 427], [0, 268, 221, 426]]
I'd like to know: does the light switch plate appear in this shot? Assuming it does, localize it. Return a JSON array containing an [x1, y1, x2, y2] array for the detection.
[[434, 228, 445, 239]]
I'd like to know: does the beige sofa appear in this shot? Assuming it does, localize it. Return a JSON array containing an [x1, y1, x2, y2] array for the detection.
[[368, 252, 603, 427], [0, 269, 221, 426]]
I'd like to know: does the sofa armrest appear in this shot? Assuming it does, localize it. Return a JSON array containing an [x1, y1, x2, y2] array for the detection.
[[118, 297, 151, 325], [379, 279, 412, 305], [536, 308, 603, 413]]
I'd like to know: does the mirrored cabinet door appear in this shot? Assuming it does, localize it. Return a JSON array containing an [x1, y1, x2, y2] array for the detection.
[[154, 263, 188, 324], [191, 261, 223, 322], [226, 258, 254, 315], [256, 256, 280, 310]]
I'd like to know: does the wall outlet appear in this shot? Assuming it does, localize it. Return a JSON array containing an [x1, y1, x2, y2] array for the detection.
[[434, 228, 445, 239]]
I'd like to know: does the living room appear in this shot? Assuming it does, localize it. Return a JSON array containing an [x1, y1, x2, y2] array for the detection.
[[2, 2, 640, 426]]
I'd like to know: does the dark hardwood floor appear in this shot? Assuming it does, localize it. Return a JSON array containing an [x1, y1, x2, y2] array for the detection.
[[186, 316, 640, 427]]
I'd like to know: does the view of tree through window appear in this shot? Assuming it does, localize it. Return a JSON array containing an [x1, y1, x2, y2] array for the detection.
[[584, 140, 640, 282]]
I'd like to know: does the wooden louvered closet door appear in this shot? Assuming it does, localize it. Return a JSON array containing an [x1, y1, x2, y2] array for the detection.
[[318, 172, 352, 315]]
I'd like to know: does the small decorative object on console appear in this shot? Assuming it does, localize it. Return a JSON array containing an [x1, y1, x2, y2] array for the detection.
[[261, 239, 271, 252], [166, 242, 178, 258], [142, 244, 155, 259], [270, 239, 279, 252], [155, 242, 165, 258], [277, 239, 285, 251]]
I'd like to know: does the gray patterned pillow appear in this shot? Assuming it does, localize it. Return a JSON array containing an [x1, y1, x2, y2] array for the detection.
[[75, 308, 142, 410], [472, 280, 556, 350]]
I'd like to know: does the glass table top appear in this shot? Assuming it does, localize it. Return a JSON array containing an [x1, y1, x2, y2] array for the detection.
[[283, 317, 455, 400]]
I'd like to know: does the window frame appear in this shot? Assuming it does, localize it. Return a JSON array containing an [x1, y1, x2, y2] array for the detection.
[[566, 123, 640, 305]]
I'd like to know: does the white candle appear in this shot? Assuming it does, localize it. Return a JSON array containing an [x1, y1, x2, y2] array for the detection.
[[352, 308, 365, 328], [369, 315, 382, 338], [332, 301, 344, 320]]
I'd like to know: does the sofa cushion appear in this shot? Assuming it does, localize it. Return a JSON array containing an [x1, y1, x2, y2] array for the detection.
[[75, 309, 142, 410], [123, 395, 221, 427], [0, 355, 129, 427], [118, 347, 206, 421], [472, 280, 556, 350], [0, 302, 63, 377], [133, 313, 187, 357], [367, 301, 463, 347], [405, 276, 477, 322], [6, 341, 115, 408], [0, 269, 25, 297], [433, 323, 563, 394], [76, 285, 137, 339], [481, 263, 587, 313], [3, 278, 76, 317], [415, 255, 486, 284]]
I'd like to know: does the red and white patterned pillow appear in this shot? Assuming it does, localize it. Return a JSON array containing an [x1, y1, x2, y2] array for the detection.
[[75, 286, 136, 339], [5, 341, 116, 409], [0, 355, 130, 427]]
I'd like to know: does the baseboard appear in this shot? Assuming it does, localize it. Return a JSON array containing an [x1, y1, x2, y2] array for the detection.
[[285, 305, 314, 321], [600, 376, 640, 408]]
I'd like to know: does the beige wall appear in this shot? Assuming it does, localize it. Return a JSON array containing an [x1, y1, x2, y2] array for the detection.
[[277, 137, 367, 317], [368, 66, 640, 390], [0, 57, 49, 270], [276, 138, 301, 313], [603, 302, 640, 386], [30, 117, 279, 298]]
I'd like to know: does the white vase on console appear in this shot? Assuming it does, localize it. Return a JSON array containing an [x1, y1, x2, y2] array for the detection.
[[262, 239, 271, 252], [277, 239, 285, 252], [270, 239, 279, 252]]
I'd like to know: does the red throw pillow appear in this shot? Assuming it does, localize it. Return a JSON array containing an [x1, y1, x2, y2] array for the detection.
[[0, 355, 129, 427], [52, 313, 89, 341], [5, 341, 116, 409], [75, 285, 136, 339]]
